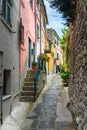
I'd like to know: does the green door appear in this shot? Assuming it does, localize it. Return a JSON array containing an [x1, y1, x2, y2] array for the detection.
[[28, 38, 31, 68]]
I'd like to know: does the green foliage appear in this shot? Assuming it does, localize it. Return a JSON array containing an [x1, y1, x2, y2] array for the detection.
[[47, 0, 76, 25], [32, 61, 37, 66], [66, 47, 69, 64], [61, 70, 69, 80], [60, 63, 69, 80], [60, 63, 69, 72], [60, 28, 70, 50], [39, 53, 49, 61]]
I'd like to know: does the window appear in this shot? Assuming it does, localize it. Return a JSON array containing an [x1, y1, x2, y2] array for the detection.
[[36, 0, 39, 9], [43, 18, 46, 29], [3, 70, 11, 96], [30, 0, 33, 9], [36, 24, 39, 39], [2, 0, 12, 26], [33, 43, 35, 61], [48, 42, 51, 50], [36, 0, 39, 5], [0, 0, 2, 14], [57, 53, 59, 60], [57, 41, 59, 45], [54, 39, 56, 45], [19, 18, 24, 44]]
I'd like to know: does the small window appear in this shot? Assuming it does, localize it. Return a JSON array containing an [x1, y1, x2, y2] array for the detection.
[[36, 0, 39, 5], [19, 18, 24, 44], [57, 53, 59, 60], [43, 18, 46, 29], [36, 24, 39, 39], [33, 43, 35, 61], [48, 42, 51, 50], [2, 0, 12, 26], [3, 70, 11, 96], [30, 0, 33, 10], [0, 0, 2, 14]]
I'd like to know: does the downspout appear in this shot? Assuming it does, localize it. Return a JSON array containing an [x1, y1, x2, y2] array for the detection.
[[40, 3, 41, 54], [0, 84, 3, 125], [34, 0, 36, 60], [19, 0, 21, 90], [0, 51, 3, 125]]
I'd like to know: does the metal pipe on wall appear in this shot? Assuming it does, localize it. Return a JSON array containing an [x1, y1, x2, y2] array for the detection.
[[0, 50, 3, 125]]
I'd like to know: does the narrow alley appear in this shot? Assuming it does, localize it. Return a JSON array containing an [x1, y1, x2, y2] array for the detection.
[[20, 74, 75, 130]]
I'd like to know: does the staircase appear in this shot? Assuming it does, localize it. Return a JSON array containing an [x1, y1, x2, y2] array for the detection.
[[20, 69, 36, 102]]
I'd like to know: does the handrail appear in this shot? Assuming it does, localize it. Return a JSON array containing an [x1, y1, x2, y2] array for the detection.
[[34, 57, 40, 100], [34, 57, 47, 100]]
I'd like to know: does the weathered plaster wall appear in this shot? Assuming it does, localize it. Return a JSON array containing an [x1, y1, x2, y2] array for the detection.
[[20, 0, 35, 76], [68, 0, 87, 129], [19, 0, 36, 89], [0, 0, 20, 120]]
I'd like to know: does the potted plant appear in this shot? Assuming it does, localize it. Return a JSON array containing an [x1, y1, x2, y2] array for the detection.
[[60, 70, 69, 86], [39, 53, 49, 61], [32, 61, 37, 70]]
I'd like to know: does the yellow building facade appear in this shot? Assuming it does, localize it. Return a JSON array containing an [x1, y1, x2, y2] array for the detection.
[[45, 28, 60, 74]]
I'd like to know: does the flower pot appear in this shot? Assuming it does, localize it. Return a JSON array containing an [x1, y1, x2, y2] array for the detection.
[[32, 66, 36, 70]]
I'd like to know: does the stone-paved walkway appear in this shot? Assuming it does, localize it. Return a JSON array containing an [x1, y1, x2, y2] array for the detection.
[[21, 74, 75, 130]]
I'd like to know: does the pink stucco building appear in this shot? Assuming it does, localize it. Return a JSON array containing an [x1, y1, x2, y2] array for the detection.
[[19, 0, 36, 81], [19, 0, 36, 88], [19, 0, 48, 88]]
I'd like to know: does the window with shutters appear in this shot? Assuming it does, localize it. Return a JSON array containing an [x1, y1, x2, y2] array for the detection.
[[57, 53, 59, 60], [2, 0, 12, 26], [19, 18, 24, 44], [43, 18, 46, 29], [36, 0, 39, 9], [0, 0, 2, 14], [30, 0, 33, 10], [48, 42, 51, 50], [36, 0, 39, 5], [36, 24, 39, 39]]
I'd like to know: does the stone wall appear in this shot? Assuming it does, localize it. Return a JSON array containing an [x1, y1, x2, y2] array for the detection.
[[68, 0, 87, 130], [37, 71, 47, 97]]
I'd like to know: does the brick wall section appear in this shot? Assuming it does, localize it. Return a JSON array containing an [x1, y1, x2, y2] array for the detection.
[[68, 0, 87, 130]]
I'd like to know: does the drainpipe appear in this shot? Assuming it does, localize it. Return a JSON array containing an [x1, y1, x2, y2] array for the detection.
[[40, 4, 41, 54], [34, 0, 36, 61], [0, 85, 3, 125], [0, 50, 3, 125]]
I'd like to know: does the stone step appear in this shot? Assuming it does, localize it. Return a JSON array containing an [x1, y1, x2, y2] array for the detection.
[[26, 70, 36, 77], [23, 86, 34, 91], [21, 91, 34, 96], [25, 77, 34, 82], [26, 74, 35, 78], [24, 82, 34, 86], [27, 70, 36, 74], [20, 96, 35, 102]]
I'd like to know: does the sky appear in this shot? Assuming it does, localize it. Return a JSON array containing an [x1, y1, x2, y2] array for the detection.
[[44, 0, 66, 38]]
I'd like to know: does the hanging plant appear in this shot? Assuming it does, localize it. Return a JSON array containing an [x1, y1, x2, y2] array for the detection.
[[39, 53, 49, 61]]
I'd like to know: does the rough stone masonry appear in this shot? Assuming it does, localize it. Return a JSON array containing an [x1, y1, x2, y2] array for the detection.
[[68, 0, 87, 130]]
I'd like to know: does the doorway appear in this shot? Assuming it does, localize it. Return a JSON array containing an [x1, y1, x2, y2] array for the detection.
[[33, 43, 35, 61], [3, 70, 11, 96], [28, 38, 32, 68]]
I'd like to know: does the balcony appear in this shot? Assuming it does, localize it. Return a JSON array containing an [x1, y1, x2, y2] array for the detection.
[[44, 49, 51, 53]]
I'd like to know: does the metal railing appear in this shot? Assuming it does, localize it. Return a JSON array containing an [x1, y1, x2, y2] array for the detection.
[[34, 57, 47, 100], [34, 57, 40, 100]]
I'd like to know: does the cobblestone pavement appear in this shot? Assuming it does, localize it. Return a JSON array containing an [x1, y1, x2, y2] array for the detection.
[[21, 74, 75, 130]]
